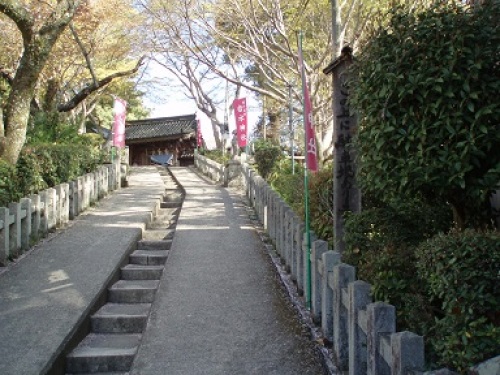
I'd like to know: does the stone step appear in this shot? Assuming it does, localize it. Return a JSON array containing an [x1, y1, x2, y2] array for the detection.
[[153, 211, 178, 221], [137, 239, 172, 250], [91, 303, 151, 334], [160, 201, 182, 209], [108, 280, 159, 303], [164, 187, 182, 194], [142, 228, 175, 241], [65, 333, 141, 373], [121, 264, 164, 280], [147, 220, 176, 230], [129, 250, 169, 266]]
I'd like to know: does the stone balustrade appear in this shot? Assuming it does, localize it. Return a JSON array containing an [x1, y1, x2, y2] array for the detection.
[[195, 154, 225, 183], [0, 162, 121, 266]]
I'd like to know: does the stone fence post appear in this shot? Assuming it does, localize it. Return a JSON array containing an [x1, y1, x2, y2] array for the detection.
[[311, 240, 329, 323], [20, 198, 32, 251], [367, 302, 396, 375], [321, 251, 341, 340], [333, 263, 356, 370], [30, 194, 41, 238], [349, 280, 372, 375]]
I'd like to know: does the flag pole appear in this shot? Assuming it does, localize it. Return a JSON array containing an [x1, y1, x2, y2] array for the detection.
[[298, 30, 312, 310]]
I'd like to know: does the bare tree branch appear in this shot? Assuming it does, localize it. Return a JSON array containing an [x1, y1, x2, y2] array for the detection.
[[69, 22, 98, 85], [57, 56, 146, 112]]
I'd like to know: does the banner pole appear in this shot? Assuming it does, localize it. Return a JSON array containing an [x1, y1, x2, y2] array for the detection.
[[298, 30, 312, 310]]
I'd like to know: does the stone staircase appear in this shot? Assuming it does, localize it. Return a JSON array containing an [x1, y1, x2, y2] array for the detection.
[[65, 168, 183, 374]]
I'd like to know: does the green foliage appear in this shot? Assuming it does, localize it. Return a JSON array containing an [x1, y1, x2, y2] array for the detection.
[[416, 230, 500, 372], [343, 198, 453, 331], [349, 1, 500, 228], [199, 149, 230, 165], [26, 112, 82, 145], [253, 140, 282, 179], [16, 147, 51, 196], [9, 142, 105, 200], [269, 161, 334, 246], [269, 159, 304, 213], [0, 160, 20, 207], [307, 166, 334, 245]]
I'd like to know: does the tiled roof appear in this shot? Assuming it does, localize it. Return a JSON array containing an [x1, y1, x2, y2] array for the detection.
[[125, 114, 196, 140]]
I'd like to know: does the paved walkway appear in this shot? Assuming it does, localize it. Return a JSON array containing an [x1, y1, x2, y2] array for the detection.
[[131, 167, 323, 374], [0, 167, 165, 375], [0, 166, 324, 375]]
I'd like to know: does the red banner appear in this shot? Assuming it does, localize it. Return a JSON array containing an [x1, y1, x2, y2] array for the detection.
[[113, 97, 127, 148], [233, 97, 248, 148], [197, 119, 203, 147], [298, 42, 318, 172]]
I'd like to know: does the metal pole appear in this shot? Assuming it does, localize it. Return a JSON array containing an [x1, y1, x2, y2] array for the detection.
[[298, 30, 312, 310], [263, 96, 266, 140], [223, 79, 229, 157], [288, 83, 295, 174]]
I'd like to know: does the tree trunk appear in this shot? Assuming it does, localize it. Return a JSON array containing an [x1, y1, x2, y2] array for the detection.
[[0, 0, 81, 165], [205, 111, 222, 149], [2, 55, 41, 164]]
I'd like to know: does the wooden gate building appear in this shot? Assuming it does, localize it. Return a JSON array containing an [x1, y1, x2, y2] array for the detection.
[[125, 114, 197, 166]]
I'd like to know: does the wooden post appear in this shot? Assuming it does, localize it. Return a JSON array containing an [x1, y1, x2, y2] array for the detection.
[[324, 47, 361, 254]]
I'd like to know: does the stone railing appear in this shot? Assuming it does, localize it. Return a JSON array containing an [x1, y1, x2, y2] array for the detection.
[[239, 163, 426, 374], [0, 162, 122, 266], [195, 154, 225, 183], [195, 155, 426, 375]]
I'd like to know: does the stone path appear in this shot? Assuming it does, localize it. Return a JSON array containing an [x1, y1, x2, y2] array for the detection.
[[130, 167, 324, 374]]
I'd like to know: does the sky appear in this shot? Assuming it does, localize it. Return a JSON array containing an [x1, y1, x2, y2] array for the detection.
[[139, 61, 261, 150], [143, 89, 261, 150]]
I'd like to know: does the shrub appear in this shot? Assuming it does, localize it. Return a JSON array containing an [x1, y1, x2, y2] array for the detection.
[[13, 141, 104, 199], [16, 147, 49, 197], [416, 230, 500, 372], [269, 159, 304, 213], [270, 161, 334, 245], [0, 160, 20, 207], [349, 1, 500, 229], [199, 149, 230, 165], [307, 166, 334, 245], [253, 140, 282, 179], [343, 198, 453, 331]]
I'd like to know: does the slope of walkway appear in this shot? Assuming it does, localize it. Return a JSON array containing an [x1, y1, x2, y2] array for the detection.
[[0, 167, 165, 375], [131, 167, 324, 375]]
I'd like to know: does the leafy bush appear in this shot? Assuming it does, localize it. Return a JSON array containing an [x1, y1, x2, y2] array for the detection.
[[253, 140, 282, 179], [16, 147, 50, 197], [270, 161, 334, 246], [8, 141, 104, 200], [349, 1, 500, 229], [26, 111, 82, 145], [0, 160, 20, 207], [269, 159, 304, 213], [307, 166, 334, 245], [416, 230, 500, 372], [343, 198, 453, 331], [199, 149, 230, 165]]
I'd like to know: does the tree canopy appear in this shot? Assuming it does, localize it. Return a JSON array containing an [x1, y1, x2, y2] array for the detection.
[[0, 0, 146, 164], [350, 0, 500, 228]]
